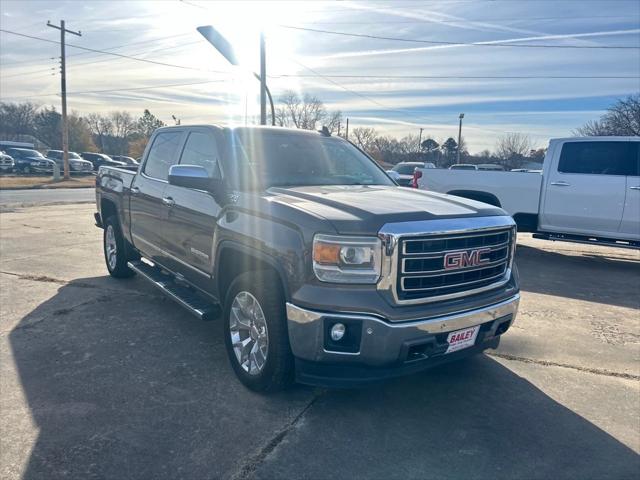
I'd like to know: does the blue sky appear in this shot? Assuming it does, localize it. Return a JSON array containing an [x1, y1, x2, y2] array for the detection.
[[1, 0, 639, 152]]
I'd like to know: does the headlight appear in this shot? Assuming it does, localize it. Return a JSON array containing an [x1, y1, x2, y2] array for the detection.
[[313, 234, 382, 284]]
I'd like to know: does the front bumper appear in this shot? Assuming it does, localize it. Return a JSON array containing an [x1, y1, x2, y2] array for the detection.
[[287, 294, 519, 387]]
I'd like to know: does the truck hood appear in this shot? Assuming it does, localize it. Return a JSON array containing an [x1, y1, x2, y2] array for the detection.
[[267, 185, 504, 234]]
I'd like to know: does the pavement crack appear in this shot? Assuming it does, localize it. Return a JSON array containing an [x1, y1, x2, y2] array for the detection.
[[230, 390, 325, 480], [488, 352, 640, 381], [0, 270, 67, 284]]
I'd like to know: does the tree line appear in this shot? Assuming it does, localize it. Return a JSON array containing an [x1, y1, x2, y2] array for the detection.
[[0, 103, 165, 158], [0, 93, 636, 166]]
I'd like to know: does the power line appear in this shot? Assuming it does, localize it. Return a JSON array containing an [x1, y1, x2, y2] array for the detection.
[[271, 73, 640, 80], [2, 79, 227, 100], [278, 24, 640, 49], [296, 15, 639, 25], [0, 29, 225, 73]]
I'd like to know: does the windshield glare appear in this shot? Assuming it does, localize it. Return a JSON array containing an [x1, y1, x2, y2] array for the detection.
[[225, 131, 394, 190]]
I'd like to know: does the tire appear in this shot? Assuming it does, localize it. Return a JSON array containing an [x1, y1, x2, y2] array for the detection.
[[103, 215, 136, 278], [223, 271, 294, 392], [22, 165, 31, 175]]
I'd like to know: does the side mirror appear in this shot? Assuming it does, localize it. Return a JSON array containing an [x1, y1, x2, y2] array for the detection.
[[168, 165, 217, 190]]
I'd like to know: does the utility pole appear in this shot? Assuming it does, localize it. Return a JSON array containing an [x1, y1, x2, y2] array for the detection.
[[337, 121, 341, 137], [345, 118, 349, 140], [418, 127, 424, 152], [259, 32, 267, 126], [456, 113, 464, 164], [47, 20, 81, 180]]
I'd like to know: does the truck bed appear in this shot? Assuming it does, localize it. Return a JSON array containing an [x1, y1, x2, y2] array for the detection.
[[97, 165, 137, 193], [418, 169, 542, 217]]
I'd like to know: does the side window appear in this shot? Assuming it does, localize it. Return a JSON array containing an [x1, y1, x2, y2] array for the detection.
[[558, 141, 636, 176], [179, 131, 221, 177], [143, 131, 183, 181]]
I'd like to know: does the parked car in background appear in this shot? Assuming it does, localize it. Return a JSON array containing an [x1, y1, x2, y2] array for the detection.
[[46, 150, 94, 173], [416, 137, 640, 249], [80, 152, 127, 170], [0, 152, 15, 173], [449, 164, 478, 170], [388, 161, 435, 186], [5, 148, 55, 174], [111, 155, 138, 165]]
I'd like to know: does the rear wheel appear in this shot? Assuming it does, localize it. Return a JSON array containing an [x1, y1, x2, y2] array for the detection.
[[223, 272, 294, 392], [22, 165, 31, 175], [103, 216, 136, 278]]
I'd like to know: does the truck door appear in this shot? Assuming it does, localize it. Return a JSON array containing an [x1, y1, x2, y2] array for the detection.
[[539, 140, 629, 237], [618, 142, 640, 239], [129, 130, 185, 261], [162, 128, 223, 291]]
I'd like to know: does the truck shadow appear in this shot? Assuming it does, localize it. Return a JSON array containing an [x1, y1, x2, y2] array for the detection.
[[8, 277, 639, 479], [515, 243, 640, 309]]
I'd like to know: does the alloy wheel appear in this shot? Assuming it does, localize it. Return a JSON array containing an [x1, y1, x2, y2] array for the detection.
[[105, 225, 118, 271], [229, 291, 269, 375]]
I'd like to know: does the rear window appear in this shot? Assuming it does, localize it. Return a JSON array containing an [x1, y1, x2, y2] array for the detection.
[[144, 131, 183, 181], [558, 141, 638, 176]]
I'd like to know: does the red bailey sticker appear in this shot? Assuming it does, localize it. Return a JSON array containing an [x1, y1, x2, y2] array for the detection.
[[445, 325, 480, 354]]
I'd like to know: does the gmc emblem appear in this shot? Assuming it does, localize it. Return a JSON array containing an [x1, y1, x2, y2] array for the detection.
[[443, 248, 491, 270]]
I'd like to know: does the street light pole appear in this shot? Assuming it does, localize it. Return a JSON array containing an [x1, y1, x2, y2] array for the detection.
[[418, 127, 424, 152], [456, 113, 464, 164], [197, 26, 275, 125]]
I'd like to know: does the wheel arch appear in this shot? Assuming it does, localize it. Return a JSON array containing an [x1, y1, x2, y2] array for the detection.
[[215, 242, 290, 304]]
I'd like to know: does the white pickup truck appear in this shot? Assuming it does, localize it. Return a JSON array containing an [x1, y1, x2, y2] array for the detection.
[[416, 136, 640, 248]]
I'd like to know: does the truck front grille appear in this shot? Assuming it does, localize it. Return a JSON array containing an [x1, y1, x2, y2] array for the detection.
[[396, 228, 513, 301]]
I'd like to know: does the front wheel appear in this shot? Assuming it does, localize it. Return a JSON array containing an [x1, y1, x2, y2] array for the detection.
[[223, 272, 294, 392], [103, 216, 136, 278]]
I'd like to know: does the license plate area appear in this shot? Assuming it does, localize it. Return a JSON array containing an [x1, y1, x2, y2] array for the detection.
[[445, 325, 480, 354]]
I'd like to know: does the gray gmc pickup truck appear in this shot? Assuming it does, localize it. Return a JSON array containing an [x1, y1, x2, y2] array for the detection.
[[95, 125, 520, 392]]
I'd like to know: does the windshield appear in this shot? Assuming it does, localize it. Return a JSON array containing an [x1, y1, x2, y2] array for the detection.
[[225, 130, 394, 190], [393, 164, 421, 175], [14, 149, 43, 158]]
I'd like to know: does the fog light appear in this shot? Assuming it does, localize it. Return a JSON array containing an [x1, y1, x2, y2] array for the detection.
[[330, 323, 346, 341]]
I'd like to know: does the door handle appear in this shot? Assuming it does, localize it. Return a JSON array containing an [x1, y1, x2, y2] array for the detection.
[[630, 186, 640, 190], [162, 196, 176, 207], [550, 181, 571, 187], [130, 186, 140, 194]]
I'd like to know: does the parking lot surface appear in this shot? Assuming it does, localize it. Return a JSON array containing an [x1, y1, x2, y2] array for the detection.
[[1, 204, 639, 479]]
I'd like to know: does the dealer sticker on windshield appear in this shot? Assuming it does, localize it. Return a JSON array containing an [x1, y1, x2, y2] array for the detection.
[[445, 325, 480, 354]]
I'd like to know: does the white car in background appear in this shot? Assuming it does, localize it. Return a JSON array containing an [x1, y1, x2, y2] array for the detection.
[[416, 137, 640, 249]]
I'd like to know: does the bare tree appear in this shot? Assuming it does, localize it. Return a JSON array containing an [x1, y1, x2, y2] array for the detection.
[[276, 90, 342, 132], [0, 102, 38, 138], [86, 113, 113, 151], [496, 133, 532, 159], [351, 127, 378, 152], [575, 94, 640, 136]]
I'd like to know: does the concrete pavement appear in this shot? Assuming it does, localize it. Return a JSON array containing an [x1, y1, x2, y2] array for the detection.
[[1, 204, 638, 479]]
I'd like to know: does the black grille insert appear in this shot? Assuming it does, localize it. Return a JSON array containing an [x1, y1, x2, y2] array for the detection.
[[397, 228, 512, 301]]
